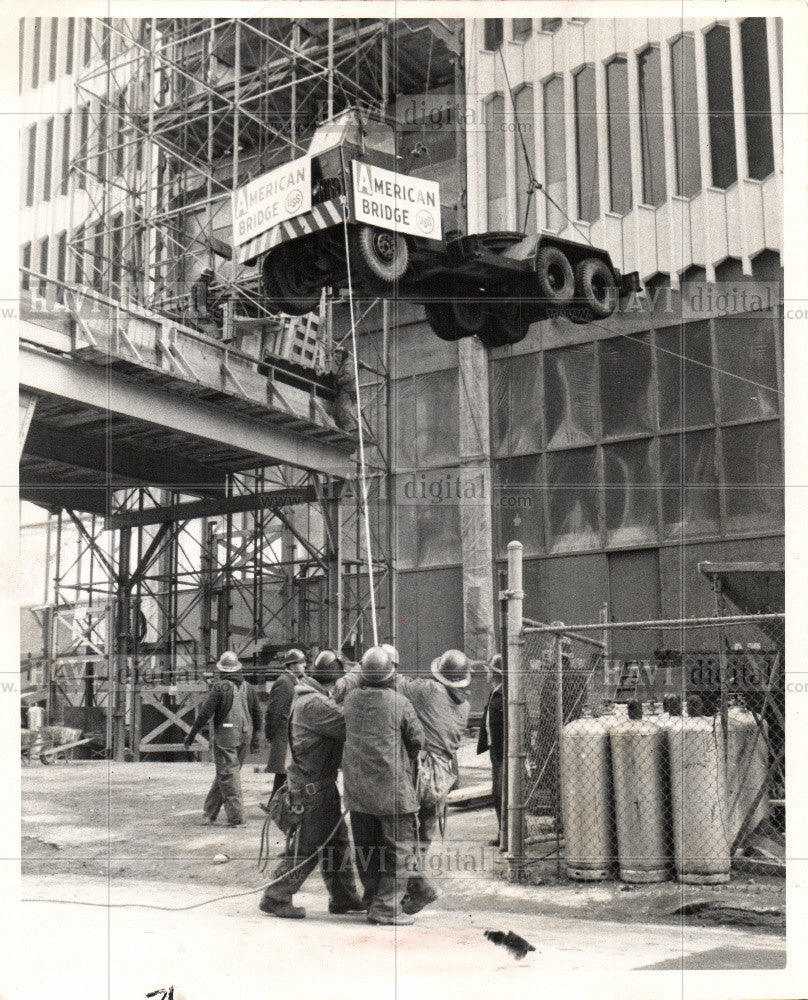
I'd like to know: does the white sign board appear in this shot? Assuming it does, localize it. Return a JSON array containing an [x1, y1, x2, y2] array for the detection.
[[352, 161, 441, 240], [232, 156, 311, 246]]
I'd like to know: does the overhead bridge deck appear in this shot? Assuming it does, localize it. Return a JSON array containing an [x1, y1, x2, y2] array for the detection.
[[19, 280, 356, 515]]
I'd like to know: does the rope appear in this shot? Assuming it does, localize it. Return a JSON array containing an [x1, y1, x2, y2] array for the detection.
[[23, 809, 351, 914], [339, 192, 379, 645]]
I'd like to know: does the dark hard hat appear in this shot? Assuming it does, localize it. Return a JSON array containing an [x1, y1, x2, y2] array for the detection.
[[431, 649, 471, 689], [283, 648, 306, 667], [360, 646, 394, 685], [311, 649, 343, 685]]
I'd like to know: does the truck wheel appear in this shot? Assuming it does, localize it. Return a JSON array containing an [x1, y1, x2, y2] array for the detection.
[[477, 307, 531, 349], [423, 301, 466, 341], [536, 245, 575, 305], [263, 246, 321, 315], [350, 224, 409, 290], [575, 257, 617, 319]]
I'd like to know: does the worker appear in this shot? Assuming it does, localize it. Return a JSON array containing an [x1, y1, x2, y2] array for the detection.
[[477, 654, 505, 848], [259, 650, 365, 920], [397, 648, 471, 915], [184, 651, 262, 826], [331, 347, 358, 433], [265, 648, 307, 793], [342, 646, 426, 925], [334, 643, 470, 915]]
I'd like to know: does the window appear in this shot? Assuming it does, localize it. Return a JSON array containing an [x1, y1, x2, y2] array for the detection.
[[545, 343, 597, 447], [83, 18, 92, 66], [60, 110, 71, 196], [21, 242, 32, 290], [705, 24, 737, 188], [541, 19, 562, 32], [513, 86, 537, 232], [547, 447, 600, 551], [740, 18, 774, 180], [599, 335, 654, 437], [512, 19, 532, 42], [485, 94, 507, 229], [25, 123, 37, 206], [659, 430, 720, 538], [656, 322, 714, 429], [42, 117, 54, 202], [73, 225, 84, 286], [721, 422, 783, 531], [494, 455, 543, 555], [670, 35, 701, 197], [38, 236, 49, 297], [115, 89, 126, 177], [97, 103, 107, 182], [603, 439, 658, 546], [714, 314, 779, 422], [99, 19, 110, 63], [55, 231, 67, 302], [606, 57, 632, 214], [574, 66, 599, 222], [78, 104, 89, 190], [483, 19, 504, 51], [93, 221, 104, 290], [638, 46, 667, 205], [65, 18, 75, 75], [543, 75, 567, 229], [31, 18, 41, 88], [48, 18, 58, 82], [491, 353, 542, 457]]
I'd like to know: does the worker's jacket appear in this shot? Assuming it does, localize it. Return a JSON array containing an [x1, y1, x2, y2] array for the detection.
[[342, 682, 424, 816], [265, 668, 298, 772], [186, 674, 262, 747], [396, 676, 470, 764], [477, 684, 504, 761], [285, 676, 345, 791]]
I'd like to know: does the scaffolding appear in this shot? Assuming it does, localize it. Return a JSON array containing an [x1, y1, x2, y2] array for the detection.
[[22, 16, 461, 757]]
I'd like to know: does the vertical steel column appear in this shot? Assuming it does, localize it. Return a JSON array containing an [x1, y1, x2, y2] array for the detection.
[[506, 540, 525, 861], [498, 569, 509, 852], [113, 525, 132, 761]]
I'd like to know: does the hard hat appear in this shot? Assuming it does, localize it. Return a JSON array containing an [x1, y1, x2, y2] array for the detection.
[[311, 649, 344, 686], [360, 646, 395, 685], [430, 649, 471, 689], [381, 643, 400, 666], [282, 648, 306, 667], [216, 651, 242, 673]]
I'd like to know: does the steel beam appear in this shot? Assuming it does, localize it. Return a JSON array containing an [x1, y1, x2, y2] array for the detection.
[[108, 485, 319, 529], [20, 345, 355, 478]]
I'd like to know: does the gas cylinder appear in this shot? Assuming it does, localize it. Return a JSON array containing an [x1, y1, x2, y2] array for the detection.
[[723, 704, 769, 843], [667, 713, 730, 884], [27, 705, 45, 730], [560, 712, 615, 881], [609, 703, 671, 883]]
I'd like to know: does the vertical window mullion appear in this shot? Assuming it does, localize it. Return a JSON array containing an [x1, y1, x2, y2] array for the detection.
[[60, 110, 72, 196]]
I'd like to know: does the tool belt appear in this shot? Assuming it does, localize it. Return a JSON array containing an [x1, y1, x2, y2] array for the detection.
[[267, 779, 330, 835]]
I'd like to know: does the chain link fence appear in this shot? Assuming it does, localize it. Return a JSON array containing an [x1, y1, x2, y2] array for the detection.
[[502, 547, 785, 887]]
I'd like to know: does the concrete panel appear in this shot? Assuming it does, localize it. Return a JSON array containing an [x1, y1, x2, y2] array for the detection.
[[742, 180, 766, 258]]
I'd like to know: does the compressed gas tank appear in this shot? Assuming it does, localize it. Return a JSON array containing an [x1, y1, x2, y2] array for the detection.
[[609, 704, 671, 883], [667, 713, 730, 884], [724, 705, 769, 843], [560, 713, 615, 881], [27, 705, 45, 730]]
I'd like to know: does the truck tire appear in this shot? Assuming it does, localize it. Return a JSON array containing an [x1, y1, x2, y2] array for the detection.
[[262, 246, 321, 315], [536, 245, 575, 305], [423, 300, 466, 341], [350, 224, 409, 290], [574, 257, 617, 319], [477, 305, 531, 349]]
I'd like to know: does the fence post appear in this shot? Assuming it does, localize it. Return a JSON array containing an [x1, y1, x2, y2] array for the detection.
[[506, 541, 525, 861], [552, 622, 565, 874], [498, 570, 509, 852]]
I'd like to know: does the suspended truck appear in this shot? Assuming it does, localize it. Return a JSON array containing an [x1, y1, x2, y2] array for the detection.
[[234, 108, 639, 350]]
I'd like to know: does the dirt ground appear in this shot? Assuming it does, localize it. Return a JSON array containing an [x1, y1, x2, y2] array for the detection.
[[17, 739, 786, 995]]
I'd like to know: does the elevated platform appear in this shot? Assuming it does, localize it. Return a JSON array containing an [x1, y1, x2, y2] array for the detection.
[[19, 286, 356, 514]]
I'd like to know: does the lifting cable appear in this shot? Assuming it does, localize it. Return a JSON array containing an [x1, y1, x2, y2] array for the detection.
[[339, 185, 379, 646], [496, 44, 594, 247]]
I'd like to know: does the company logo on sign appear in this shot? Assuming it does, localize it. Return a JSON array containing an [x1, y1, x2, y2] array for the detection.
[[352, 161, 441, 240], [233, 156, 311, 247]]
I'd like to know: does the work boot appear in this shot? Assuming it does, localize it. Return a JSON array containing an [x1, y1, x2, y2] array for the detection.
[[328, 895, 367, 915], [367, 911, 414, 926], [258, 896, 306, 919], [401, 886, 439, 915]]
